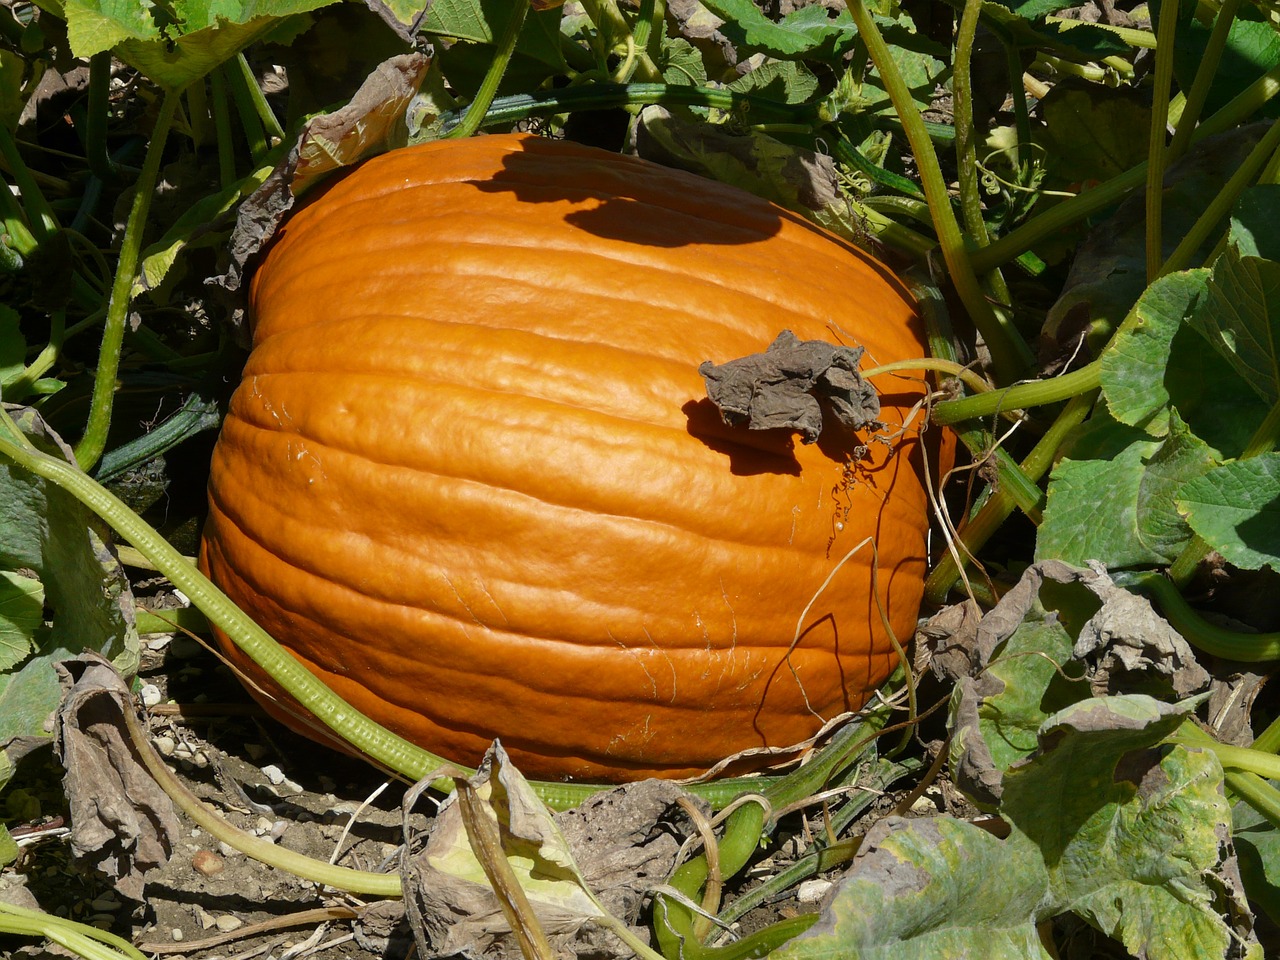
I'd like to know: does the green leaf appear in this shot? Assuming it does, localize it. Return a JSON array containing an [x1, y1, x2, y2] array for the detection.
[[699, 0, 857, 61], [43, 0, 338, 88], [1174, 18, 1280, 119], [1176, 454, 1280, 571], [963, 616, 1080, 773], [727, 60, 818, 104], [656, 35, 707, 87], [0, 408, 138, 742], [421, 0, 565, 73], [1189, 247, 1280, 407], [1099, 270, 1208, 433], [978, 2, 1129, 60], [771, 816, 1052, 959], [990, 0, 1079, 19], [0, 570, 43, 672], [1003, 699, 1252, 959], [1037, 412, 1217, 569]]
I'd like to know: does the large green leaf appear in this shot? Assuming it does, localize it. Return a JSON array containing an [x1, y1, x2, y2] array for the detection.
[[1099, 269, 1208, 433], [0, 409, 138, 743], [1176, 454, 1280, 571], [37, 0, 337, 88], [771, 817, 1052, 960], [1036, 412, 1216, 569]]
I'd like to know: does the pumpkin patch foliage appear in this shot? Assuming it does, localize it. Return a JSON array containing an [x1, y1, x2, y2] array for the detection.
[[3, 0, 1280, 957]]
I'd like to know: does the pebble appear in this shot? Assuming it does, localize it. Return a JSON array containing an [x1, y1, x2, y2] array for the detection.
[[191, 850, 225, 877], [89, 896, 122, 912], [139, 684, 163, 707], [215, 915, 243, 933], [796, 879, 833, 903], [171, 929, 184, 942], [153, 735, 176, 756]]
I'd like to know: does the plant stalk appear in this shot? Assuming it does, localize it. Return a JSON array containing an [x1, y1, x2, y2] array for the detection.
[[74, 88, 181, 472], [843, 0, 1033, 385], [447, 0, 532, 140], [1145, 0, 1180, 283]]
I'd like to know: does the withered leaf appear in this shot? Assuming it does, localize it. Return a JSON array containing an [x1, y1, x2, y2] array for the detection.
[[53, 654, 179, 901], [699, 330, 879, 443]]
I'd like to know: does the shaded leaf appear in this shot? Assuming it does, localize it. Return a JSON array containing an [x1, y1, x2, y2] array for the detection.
[[1229, 185, 1280, 261], [0, 305, 24, 389], [1041, 125, 1265, 354], [771, 816, 1052, 960], [1177, 454, 1280, 572], [1233, 785, 1280, 927], [421, 0, 564, 73], [0, 407, 138, 742], [1190, 247, 1280, 407], [1040, 87, 1151, 186]]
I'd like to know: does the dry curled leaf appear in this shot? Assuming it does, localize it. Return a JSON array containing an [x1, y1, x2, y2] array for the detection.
[[700, 330, 880, 443], [53, 654, 179, 901]]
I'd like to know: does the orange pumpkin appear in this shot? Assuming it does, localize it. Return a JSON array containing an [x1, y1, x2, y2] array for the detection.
[[199, 133, 937, 782]]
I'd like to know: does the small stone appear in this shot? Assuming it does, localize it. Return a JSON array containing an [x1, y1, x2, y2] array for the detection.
[[796, 879, 832, 903], [214, 915, 243, 933], [909, 795, 939, 815], [261, 764, 287, 785], [139, 684, 163, 707], [191, 850, 225, 877], [171, 929, 184, 942], [89, 896, 121, 912], [218, 841, 243, 857], [254, 816, 274, 835], [244, 742, 267, 761], [152, 735, 177, 757], [146, 634, 172, 652]]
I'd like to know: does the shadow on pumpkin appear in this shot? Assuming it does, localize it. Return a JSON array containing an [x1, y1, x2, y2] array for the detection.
[[682, 398, 802, 476], [468, 135, 798, 249]]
